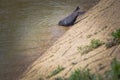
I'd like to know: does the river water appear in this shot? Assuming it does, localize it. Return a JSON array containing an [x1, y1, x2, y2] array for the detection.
[[0, 0, 99, 80]]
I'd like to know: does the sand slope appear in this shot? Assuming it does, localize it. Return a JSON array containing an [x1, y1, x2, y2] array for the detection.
[[21, 0, 120, 80]]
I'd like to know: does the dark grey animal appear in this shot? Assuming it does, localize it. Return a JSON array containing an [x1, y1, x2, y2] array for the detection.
[[58, 6, 85, 26]]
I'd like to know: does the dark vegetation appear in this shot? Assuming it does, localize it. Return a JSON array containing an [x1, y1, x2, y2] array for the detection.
[[105, 29, 120, 48], [54, 59, 120, 80], [68, 69, 101, 80], [78, 28, 120, 55], [47, 65, 64, 78], [77, 39, 103, 55]]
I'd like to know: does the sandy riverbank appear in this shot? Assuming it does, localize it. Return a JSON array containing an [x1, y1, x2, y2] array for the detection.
[[20, 0, 120, 80]]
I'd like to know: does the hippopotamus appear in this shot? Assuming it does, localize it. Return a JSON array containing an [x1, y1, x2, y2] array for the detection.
[[58, 6, 85, 26]]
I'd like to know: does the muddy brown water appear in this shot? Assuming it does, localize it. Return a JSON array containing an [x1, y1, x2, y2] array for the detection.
[[0, 0, 99, 80]]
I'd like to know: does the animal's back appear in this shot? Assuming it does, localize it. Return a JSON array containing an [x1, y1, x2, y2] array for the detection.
[[58, 14, 76, 26]]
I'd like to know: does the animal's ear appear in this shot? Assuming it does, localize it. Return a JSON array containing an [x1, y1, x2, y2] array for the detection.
[[74, 6, 80, 12]]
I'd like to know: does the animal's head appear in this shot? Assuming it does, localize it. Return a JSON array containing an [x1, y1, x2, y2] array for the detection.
[[74, 6, 80, 12], [74, 6, 85, 16]]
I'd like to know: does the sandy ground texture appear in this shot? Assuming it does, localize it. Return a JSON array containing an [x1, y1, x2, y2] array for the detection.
[[20, 0, 120, 80]]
